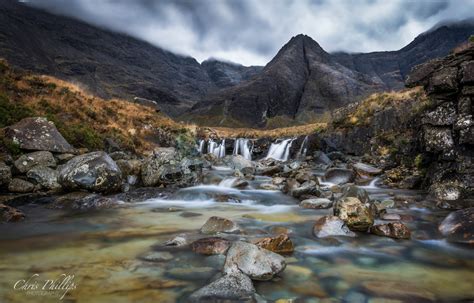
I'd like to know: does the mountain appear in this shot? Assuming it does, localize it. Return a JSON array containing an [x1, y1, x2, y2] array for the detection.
[[186, 21, 474, 127], [201, 59, 263, 89], [0, 0, 259, 116]]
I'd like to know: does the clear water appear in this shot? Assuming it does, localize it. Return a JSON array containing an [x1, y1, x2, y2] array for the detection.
[[1, 168, 473, 302]]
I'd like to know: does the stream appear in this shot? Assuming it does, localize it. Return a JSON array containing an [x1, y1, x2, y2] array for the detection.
[[0, 165, 474, 302]]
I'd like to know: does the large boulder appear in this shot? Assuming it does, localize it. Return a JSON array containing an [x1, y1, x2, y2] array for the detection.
[[189, 271, 255, 302], [370, 222, 411, 239], [0, 161, 12, 187], [26, 166, 61, 191], [200, 216, 240, 234], [313, 216, 356, 238], [141, 148, 180, 186], [324, 168, 355, 185], [58, 151, 122, 193], [438, 207, 474, 244], [14, 151, 56, 174], [224, 241, 286, 281], [334, 197, 374, 232], [4, 117, 74, 153]]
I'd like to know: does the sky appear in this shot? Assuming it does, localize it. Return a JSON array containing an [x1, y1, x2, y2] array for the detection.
[[25, 0, 474, 66]]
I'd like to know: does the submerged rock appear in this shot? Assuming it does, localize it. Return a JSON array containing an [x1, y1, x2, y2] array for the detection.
[[313, 216, 356, 238], [8, 178, 35, 193], [439, 207, 474, 244], [59, 151, 122, 193], [324, 168, 355, 185], [370, 222, 411, 239], [300, 198, 333, 209], [4, 117, 75, 153], [0, 203, 25, 222], [14, 151, 56, 173], [189, 271, 255, 302], [191, 237, 231, 255], [334, 197, 374, 232], [139, 251, 173, 262], [224, 241, 286, 281], [254, 234, 294, 254], [200, 216, 240, 234]]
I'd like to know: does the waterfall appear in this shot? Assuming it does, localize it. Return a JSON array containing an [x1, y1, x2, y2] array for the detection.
[[296, 136, 309, 159], [218, 177, 238, 188], [197, 139, 205, 154], [233, 138, 252, 160], [207, 139, 226, 158], [265, 138, 295, 162]]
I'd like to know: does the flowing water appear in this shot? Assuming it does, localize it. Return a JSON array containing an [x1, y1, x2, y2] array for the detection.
[[1, 167, 473, 302], [233, 138, 252, 160], [266, 139, 295, 162]]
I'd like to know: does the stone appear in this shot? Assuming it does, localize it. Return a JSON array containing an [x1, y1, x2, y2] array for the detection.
[[422, 102, 457, 126], [189, 272, 255, 302], [141, 148, 180, 187], [438, 207, 474, 244], [0, 203, 25, 222], [430, 180, 465, 201], [4, 117, 74, 153], [370, 222, 411, 239], [0, 161, 12, 187], [324, 168, 355, 185], [334, 197, 374, 232], [224, 241, 286, 281], [139, 251, 173, 262], [191, 237, 230, 255], [55, 153, 75, 164], [341, 185, 371, 204], [352, 162, 382, 177], [254, 234, 294, 254], [58, 151, 122, 193], [225, 155, 255, 171], [427, 67, 458, 93], [423, 125, 454, 152], [461, 60, 474, 84], [381, 213, 401, 221], [259, 165, 282, 176], [272, 177, 286, 186], [14, 151, 56, 173], [313, 151, 332, 165], [259, 183, 280, 190], [300, 198, 333, 209], [8, 178, 35, 193], [200, 216, 239, 234], [26, 166, 61, 191], [290, 180, 320, 199], [313, 216, 356, 238], [163, 234, 188, 247], [116, 159, 142, 178]]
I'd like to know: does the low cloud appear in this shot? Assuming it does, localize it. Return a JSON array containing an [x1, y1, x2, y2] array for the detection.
[[26, 0, 474, 65]]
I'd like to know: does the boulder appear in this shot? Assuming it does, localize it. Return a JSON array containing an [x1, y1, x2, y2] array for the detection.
[[341, 185, 371, 204], [290, 180, 320, 199], [224, 241, 286, 281], [189, 271, 255, 302], [313, 216, 356, 238], [300, 198, 333, 209], [4, 117, 74, 153], [58, 151, 122, 193], [370, 222, 411, 239], [8, 178, 35, 193], [438, 207, 474, 244], [352, 162, 382, 177], [14, 151, 56, 173], [191, 237, 230, 255], [254, 234, 294, 254], [0, 203, 25, 222], [259, 183, 280, 190], [200, 216, 240, 234], [141, 148, 180, 186], [163, 234, 188, 247], [334, 197, 374, 232], [427, 67, 458, 93], [324, 168, 355, 185], [422, 125, 454, 153], [0, 161, 12, 187], [26, 166, 61, 191]]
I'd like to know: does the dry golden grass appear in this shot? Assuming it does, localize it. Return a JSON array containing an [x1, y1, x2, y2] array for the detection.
[[208, 123, 327, 139]]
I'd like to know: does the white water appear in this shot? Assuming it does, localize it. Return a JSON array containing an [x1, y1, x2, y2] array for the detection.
[[233, 138, 252, 160], [360, 177, 380, 189], [296, 136, 308, 160], [218, 177, 238, 188], [266, 138, 295, 162], [207, 139, 226, 158]]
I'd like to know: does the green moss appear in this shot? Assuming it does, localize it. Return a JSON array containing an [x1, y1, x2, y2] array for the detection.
[[1, 136, 21, 155], [0, 93, 34, 128]]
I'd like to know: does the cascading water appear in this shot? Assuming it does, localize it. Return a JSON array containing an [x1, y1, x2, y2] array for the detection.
[[207, 139, 226, 158], [233, 138, 252, 160], [296, 136, 309, 160], [266, 138, 295, 162], [197, 139, 205, 154]]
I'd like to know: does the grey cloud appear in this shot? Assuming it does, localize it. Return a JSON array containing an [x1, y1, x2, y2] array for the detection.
[[25, 0, 474, 65]]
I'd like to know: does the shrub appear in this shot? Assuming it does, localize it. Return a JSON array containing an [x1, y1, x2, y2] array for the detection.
[[0, 93, 33, 128]]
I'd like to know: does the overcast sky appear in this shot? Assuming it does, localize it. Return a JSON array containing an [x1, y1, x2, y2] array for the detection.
[[26, 0, 474, 66]]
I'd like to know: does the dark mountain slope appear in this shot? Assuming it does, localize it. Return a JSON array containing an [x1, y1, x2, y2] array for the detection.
[[201, 60, 262, 89]]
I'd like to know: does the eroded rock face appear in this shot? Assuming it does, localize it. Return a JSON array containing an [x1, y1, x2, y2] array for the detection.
[[200, 216, 239, 234], [4, 117, 74, 153], [313, 216, 356, 238], [26, 166, 61, 191], [14, 151, 56, 174], [324, 168, 355, 185], [59, 151, 122, 193], [423, 125, 454, 153], [254, 234, 294, 254], [224, 241, 286, 281], [439, 207, 474, 244], [189, 271, 255, 302], [334, 197, 374, 232], [0, 203, 25, 222], [370, 222, 411, 239], [0, 162, 12, 187], [191, 237, 230, 255]]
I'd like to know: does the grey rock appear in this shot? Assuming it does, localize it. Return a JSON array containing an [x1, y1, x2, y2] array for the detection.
[[26, 166, 61, 191], [141, 148, 180, 187], [313, 216, 356, 238], [422, 102, 457, 126], [8, 178, 35, 193], [300, 198, 333, 209], [352, 162, 382, 176], [200, 216, 240, 234], [438, 207, 474, 244], [189, 271, 255, 302], [324, 168, 355, 185], [423, 125, 454, 152], [0, 162, 12, 187], [14, 151, 56, 174]]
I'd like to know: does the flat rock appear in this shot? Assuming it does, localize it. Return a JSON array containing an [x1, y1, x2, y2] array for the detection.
[[4, 117, 74, 153], [352, 162, 382, 176], [324, 168, 355, 185], [14, 151, 56, 174], [8, 178, 35, 193], [313, 216, 356, 238], [26, 166, 61, 191]]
